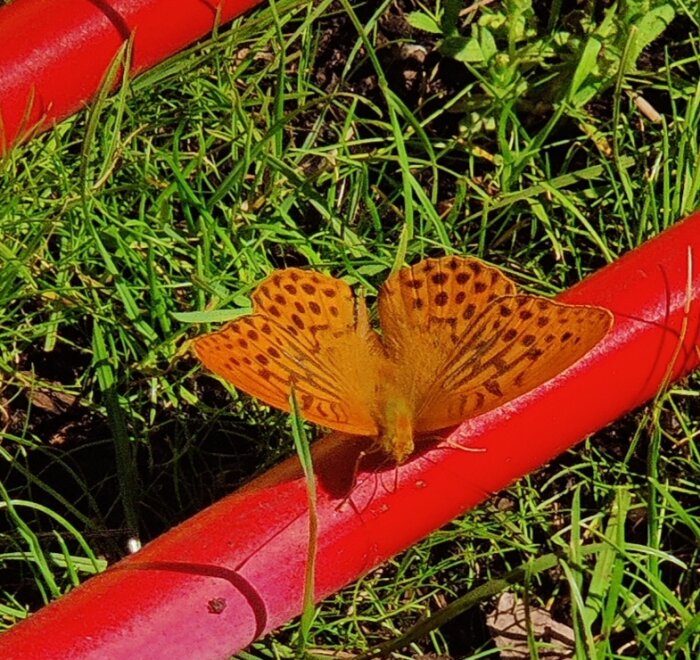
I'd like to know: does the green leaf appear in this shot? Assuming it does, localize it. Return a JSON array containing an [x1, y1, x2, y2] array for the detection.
[[479, 26, 498, 61], [628, 5, 676, 65], [442, 0, 462, 36], [406, 11, 441, 35], [441, 35, 486, 63]]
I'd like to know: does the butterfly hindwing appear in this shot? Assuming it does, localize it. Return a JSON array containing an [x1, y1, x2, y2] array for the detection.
[[411, 295, 613, 432]]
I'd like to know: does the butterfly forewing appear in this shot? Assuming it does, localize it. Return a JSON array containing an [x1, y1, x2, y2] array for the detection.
[[378, 256, 518, 411], [377, 256, 612, 434], [379, 256, 517, 354], [195, 268, 382, 435], [251, 268, 356, 349]]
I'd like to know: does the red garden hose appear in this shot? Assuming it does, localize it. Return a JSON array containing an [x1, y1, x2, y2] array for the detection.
[[0, 213, 698, 657], [0, 0, 261, 153]]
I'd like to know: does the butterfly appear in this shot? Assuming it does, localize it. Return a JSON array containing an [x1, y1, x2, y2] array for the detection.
[[194, 256, 613, 463]]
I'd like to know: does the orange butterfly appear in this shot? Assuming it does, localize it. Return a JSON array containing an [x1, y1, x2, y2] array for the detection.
[[194, 257, 613, 463]]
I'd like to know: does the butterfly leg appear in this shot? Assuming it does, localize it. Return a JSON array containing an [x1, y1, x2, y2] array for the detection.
[[423, 432, 486, 455], [442, 439, 486, 453]]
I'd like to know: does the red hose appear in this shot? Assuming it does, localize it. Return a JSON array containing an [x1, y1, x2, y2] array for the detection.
[[1, 213, 698, 657], [0, 0, 262, 153]]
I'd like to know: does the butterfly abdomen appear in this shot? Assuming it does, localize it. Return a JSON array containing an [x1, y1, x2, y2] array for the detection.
[[378, 397, 415, 463]]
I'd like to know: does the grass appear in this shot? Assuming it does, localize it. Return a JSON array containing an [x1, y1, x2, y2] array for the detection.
[[1, 0, 699, 656]]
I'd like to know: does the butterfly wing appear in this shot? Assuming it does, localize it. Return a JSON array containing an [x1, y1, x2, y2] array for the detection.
[[195, 268, 383, 435], [378, 256, 612, 434]]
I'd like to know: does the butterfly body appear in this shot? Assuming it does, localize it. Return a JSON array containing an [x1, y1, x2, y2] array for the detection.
[[374, 389, 415, 463], [194, 257, 613, 464]]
